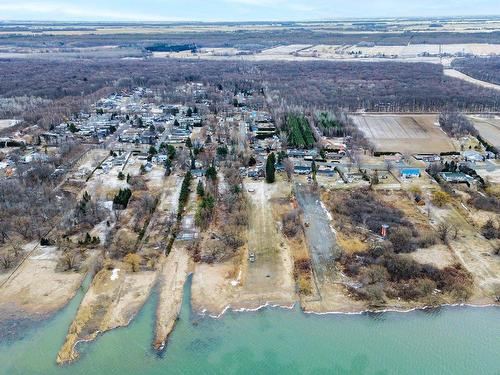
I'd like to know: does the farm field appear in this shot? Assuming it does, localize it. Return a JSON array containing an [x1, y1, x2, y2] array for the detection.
[[0, 119, 20, 131], [350, 114, 456, 153], [261, 44, 312, 55], [468, 115, 500, 149]]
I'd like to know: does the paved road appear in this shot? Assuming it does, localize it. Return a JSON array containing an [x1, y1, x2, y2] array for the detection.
[[295, 183, 339, 282]]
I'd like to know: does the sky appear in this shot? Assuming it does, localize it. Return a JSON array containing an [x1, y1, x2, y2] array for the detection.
[[0, 0, 498, 22]]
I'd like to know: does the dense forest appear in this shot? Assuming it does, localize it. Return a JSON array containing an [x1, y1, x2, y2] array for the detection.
[[1, 58, 500, 131], [452, 57, 500, 85]]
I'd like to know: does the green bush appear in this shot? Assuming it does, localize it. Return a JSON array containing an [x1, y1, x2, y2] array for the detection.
[[113, 188, 132, 208]]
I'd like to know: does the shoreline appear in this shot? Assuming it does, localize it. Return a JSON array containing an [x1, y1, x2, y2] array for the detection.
[[192, 299, 499, 320]]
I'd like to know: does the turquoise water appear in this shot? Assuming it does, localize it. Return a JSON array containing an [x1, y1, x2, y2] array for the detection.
[[0, 276, 499, 375]]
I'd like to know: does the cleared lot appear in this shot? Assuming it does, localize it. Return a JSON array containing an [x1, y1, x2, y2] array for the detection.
[[351, 114, 456, 153], [468, 116, 500, 149]]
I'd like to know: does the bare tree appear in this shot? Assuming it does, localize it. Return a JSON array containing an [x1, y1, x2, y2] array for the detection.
[[283, 158, 294, 182]]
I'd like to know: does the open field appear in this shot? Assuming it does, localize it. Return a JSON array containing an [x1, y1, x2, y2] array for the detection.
[[468, 115, 500, 149], [351, 114, 456, 153], [261, 44, 313, 55]]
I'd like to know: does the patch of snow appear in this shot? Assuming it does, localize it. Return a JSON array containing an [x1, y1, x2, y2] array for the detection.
[[110, 268, 120, 281]]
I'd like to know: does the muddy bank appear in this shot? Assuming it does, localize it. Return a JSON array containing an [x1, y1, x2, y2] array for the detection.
[[57, 267, 157, 364], [153, 246, 191, 350]]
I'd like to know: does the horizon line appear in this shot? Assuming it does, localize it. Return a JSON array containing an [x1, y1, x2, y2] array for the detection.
[[2, 15, 500, 24]]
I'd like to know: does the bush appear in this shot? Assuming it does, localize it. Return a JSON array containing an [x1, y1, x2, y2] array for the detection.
[[482, 219, 499, 240], [383, 254, 422, 281], [438, 264, 473, 300], [282, 209, 302, 237], [297, 276, 312, 295], [397, 278, 436, 301], [469, 193, 500, 214], [329, 189, 412, 234], [124, 253, 142, 272], [415, 233, 438, 248], [113, 188, 132, 209], [432, 191, 451, 207], [388, 226, 414, 253], [360, 264, 389, 285]]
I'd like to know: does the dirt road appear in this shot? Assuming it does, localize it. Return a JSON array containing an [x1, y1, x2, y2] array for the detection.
[[295, 183, 339, 283], [245, 181, 295, 295], [444, 69, 500, 91]]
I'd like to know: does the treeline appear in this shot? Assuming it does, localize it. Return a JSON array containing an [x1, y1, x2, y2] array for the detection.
[[145, 43, 197, 52], [438, 111, 478, 137], [2, 29, 500, 51]]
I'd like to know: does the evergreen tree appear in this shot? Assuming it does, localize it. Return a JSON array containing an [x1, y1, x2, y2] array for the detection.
[[205, 166, 217, 180], [266, 153, 276, 183], [196, 180, 205, 197]]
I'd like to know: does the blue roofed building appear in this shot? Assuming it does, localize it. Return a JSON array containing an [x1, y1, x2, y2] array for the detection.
[[400, 168, 421, 178]]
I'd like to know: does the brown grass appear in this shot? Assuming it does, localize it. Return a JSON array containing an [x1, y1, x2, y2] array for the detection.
[[337, 232, 369, 254]]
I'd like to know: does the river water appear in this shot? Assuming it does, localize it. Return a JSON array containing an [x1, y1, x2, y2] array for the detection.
[[0, 276, 499, 375]]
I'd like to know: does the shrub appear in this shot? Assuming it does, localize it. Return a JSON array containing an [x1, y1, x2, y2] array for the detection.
[[432, 191, 451, 207], [438, 264, 473, 301], [469, 193, 500, 214], [383, 254, 422, 281], [360, 265, 389, 285], [482, 219, 499, 240], [124, 253, 142, 272], [388, 226, 414, 253], [297, 276, 312, 295], [113, 188, 132, 209], [282, 209, 302, 237]]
